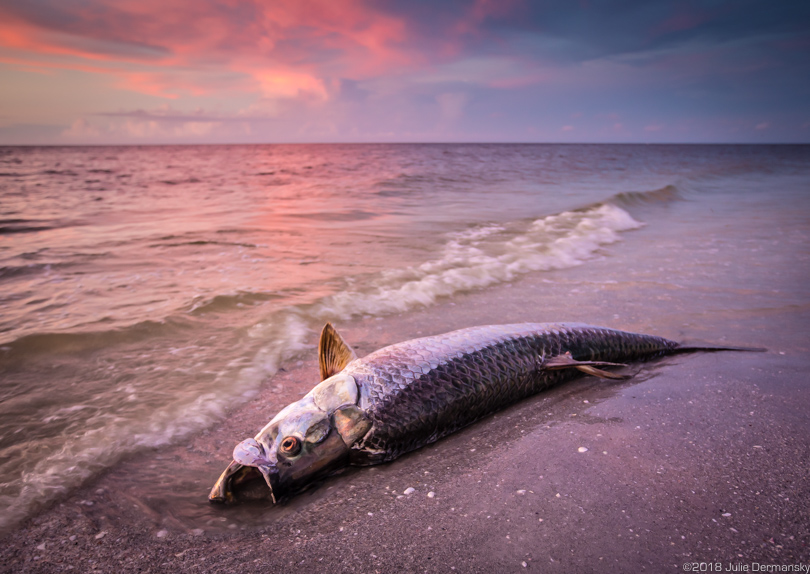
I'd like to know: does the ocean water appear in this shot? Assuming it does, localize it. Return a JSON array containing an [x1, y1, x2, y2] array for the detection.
[[1, 143, 808, 532]]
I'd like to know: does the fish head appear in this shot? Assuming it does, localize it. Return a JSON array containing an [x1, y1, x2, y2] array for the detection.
[[234, 394, 348, 503], [209, 372, 371, 504]]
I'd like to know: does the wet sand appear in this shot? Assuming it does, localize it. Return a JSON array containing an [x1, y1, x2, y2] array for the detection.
[[2, 200, 809, 572]]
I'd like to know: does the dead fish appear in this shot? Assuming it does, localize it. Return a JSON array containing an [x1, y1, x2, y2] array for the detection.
[[209, 322, 761, 504]]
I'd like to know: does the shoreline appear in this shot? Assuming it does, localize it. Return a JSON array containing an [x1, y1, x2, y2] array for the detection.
[[2, 198, 809, 571]]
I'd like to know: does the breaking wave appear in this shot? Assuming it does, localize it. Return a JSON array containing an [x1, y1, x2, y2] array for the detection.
[[315, 203, 643, 318], [609, 184, 683, 208]]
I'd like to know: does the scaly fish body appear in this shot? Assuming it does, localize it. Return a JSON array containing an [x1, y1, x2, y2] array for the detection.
[[209, 322, 749, 504], [343, 323, 674, 464]]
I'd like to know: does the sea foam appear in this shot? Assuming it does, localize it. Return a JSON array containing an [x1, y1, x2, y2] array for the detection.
[[315, 204, 643, 318]]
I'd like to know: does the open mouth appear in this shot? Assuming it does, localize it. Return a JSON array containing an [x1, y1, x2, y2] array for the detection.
[[208, 461, 274, 504]]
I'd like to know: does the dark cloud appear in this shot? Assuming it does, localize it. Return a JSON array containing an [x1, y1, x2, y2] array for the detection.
[[379, 0, 810, 65]]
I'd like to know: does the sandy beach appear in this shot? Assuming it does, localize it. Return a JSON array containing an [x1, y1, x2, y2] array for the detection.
[[2, 189, 808, 573]]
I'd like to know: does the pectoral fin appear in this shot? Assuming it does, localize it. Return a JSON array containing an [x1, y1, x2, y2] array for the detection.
[[543, 352, 630, 380], [333, 405, 372, 446], [318, 323, 358, 380]]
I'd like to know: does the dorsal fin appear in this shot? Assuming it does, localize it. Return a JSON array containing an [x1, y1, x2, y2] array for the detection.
[[318, 323, 358, 381]]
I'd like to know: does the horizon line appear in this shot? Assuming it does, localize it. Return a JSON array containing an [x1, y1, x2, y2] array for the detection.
[[1, 141, 808, 148]]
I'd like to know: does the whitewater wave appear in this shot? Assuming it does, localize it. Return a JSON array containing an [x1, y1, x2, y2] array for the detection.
[[314, 203, 643, 318]]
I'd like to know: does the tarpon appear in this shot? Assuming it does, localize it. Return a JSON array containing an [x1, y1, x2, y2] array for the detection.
[[209, 322, 759, 504]]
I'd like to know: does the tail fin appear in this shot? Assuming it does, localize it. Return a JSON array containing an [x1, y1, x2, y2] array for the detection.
[[673, 344, 767, 354]]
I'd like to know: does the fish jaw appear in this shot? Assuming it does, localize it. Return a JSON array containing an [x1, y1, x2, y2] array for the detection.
[[233, 437, 280, 502], [208, 460, 272, 504], [208, 438, 280, 504]]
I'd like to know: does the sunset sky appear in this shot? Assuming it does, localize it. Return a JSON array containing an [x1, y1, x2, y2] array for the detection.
[[1, 0, 808, 145]]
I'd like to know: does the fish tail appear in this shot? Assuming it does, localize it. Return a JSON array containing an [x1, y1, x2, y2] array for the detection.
[[673, 344, 767, 354]]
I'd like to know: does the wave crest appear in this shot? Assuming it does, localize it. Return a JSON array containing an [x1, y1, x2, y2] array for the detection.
[[609, 184, 682, 208], [316, 203, 643, 318]]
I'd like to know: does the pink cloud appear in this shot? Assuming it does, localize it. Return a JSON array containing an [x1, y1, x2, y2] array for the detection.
[[0, 0, 416, 101], [0, 0, 546, 131]]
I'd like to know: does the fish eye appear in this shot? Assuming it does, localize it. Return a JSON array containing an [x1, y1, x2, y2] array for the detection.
[[279, 436, 301, 456]]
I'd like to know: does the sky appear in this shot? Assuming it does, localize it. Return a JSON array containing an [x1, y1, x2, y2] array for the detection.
[[0, 0, 808, 145]]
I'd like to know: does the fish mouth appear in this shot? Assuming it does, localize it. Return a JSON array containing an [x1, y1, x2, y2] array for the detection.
[[208, 461, 277, 504]]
